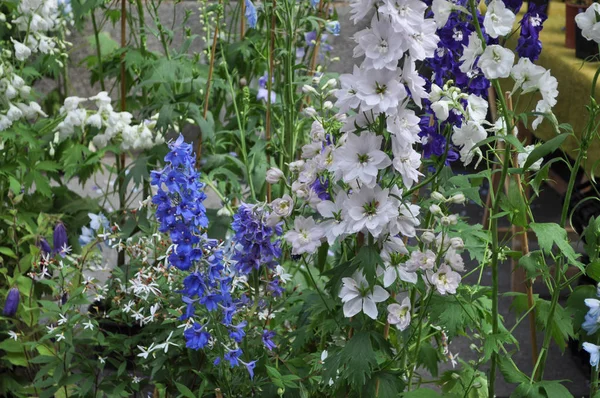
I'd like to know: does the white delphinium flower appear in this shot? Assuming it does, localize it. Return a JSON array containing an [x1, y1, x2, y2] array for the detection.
[[355, 68, 406, 115], [339, 272, 389, 319], [387, 104, 421, 145], [335, 66, 363, 113], [346, 185, 399, 238], [459, 32, 483, 74], [575, 3, 600, 43], [392, 140, 423, 188], [379, 0, 428, 32], [532, 99, 554, 130], [444, 248, 465, 272], [267, 194, 294, 226], [452, 121, 487, 166], [58, 314, 68, 325], [388, 189, 421, 237], [427, 264, 461, 295], [331, 131, 391, 187], [56, 332, 66, 342], [387, 297, 412, 331], [11, 38, 32, 61], [317, 190, 350, 244], [510, 57, 545, 94], [400, 57, 428, 108], [381, 236, 415, 286], [466, 94, 488, 123], [431, 0, 454, 28], [8, 331, 19, 341], [356, 16, 408, 71], [538, 70, 558, 107], [406, 250, 437, 271], [478, 45, 515, 80], [517, 144, 543, 171], [83, 320, 95, 330], [483, 0, 516, 39], [406, 19, 440, 61], [284, 216, 323, 255], [349, 0, 377, 24]]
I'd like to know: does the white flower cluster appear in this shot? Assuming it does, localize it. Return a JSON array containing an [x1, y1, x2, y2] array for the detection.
[[0, 61, 46, 131], [456, 7, 558, 132], [55, 92, 165, 151], [10, 0, 68, 61]]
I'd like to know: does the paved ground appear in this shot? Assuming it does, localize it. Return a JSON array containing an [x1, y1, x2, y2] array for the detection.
[[50, 1, 593, 396]]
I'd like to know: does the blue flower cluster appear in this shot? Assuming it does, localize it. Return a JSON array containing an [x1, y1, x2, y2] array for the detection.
[[231, 203, 282, 275], [152, 135, 262, 379], [151, 135, 208, 271], [516, 3, 547, 61]]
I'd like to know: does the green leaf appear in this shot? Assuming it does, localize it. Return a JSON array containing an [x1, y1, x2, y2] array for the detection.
[[499, 356, 528, 384], [530, 223, 583, 270], [418, 343, 439, 377], [588, 261, 600, 282], [0, 247, 17, 258], [174, 382, 195, 398], [538, 380, 573, 398], [517, 251, 548, 279], [352, 244, 382, 284], [523, 134, 568, 170], [339, 331, 377, 389]]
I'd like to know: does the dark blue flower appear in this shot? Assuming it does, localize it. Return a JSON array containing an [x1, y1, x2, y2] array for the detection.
[[3, 288, 19, 317], [262, 329, 276, 351], [53, 223, 68, 257], [224, 348, 242, 368], [229, 321, 247, 343], [184, 323, 211, 350], [244, 360, 257, 379], [38, 237, 51, 256]]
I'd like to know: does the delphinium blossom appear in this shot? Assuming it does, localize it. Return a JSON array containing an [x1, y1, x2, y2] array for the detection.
[[151, 135, 281, 378], [55, 92, 165, 151]]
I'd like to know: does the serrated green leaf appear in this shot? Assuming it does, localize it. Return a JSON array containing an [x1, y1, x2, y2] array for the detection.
[[339, 331, 377, 389], [530, 223, 583, 271]]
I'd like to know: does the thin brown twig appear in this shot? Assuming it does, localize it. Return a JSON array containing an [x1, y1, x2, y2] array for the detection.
[[266, 0, 277, 202]]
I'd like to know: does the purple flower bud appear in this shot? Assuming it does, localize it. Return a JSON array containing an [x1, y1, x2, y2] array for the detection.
[[3, 288, 20, 316], [53, 223, 68, 257], [38, 237, 51, 255]]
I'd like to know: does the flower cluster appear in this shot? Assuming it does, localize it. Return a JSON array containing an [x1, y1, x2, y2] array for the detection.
[[10, 0, 68, 61], [0, 61, 47, 131], [55, 92, 165, 151]]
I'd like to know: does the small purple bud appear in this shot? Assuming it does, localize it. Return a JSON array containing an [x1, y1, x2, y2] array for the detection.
[[38, 237, 51, 255], [61, 292, 68, 305], [3, 288, 20, 317], [53, 223, 68, 257]]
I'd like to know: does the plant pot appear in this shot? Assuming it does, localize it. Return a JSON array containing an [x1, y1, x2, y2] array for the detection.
[[575, 23, 600, 60], [566, 3, 587, 49]]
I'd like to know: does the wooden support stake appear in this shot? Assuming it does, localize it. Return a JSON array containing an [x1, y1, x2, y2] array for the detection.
[[266, 0, 276, 203]]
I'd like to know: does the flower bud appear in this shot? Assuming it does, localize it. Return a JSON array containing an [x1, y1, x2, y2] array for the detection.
[[450, 237, 464, 250], [451, 373, 461, 380], [288, 160, 305, 173], [323, 78, 338, 89], [302, 84, 318, 95], [429, 204, 442, 216], [3, 287, 20, 317], [441, 216, 451, 226], [450, 193, 466, 204], [323, 101, 333, 110], [53, 223, 68, 257], [448, 214, 458, 225], [472, 382, 482, 389], [421, 231, 435, 243], [304, 107, 317, 117], [431, 191, 445, 201], [38, 237, 51, 256], [266, 167, 284, 184]]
